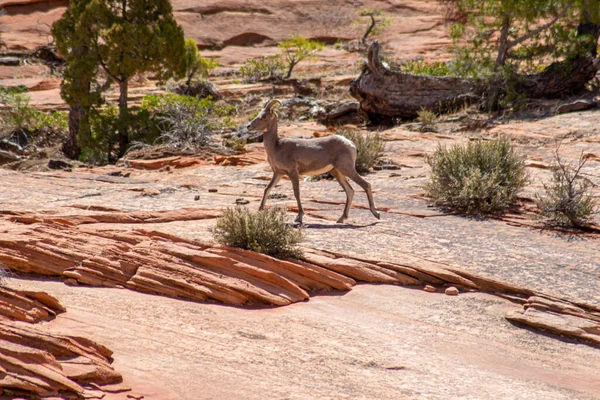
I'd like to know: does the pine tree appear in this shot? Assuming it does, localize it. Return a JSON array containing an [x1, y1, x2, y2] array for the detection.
[[53, 0, 187, 159]]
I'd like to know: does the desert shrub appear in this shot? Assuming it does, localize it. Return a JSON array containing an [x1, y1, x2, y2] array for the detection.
[[279, 36, 325, 79], [425, 138, 527, 213], [138, 93, 236, 150], [535, 151, 597, 228], [240, 56, 285, 83], [0, 90, 68, 147], [400, 59, 453, 77], [223, 137, 247, 152], [0, 91, 36, 131], [337, 128, 385, 174], [211, 207, 303, 258], [417, 108, 437, 131]]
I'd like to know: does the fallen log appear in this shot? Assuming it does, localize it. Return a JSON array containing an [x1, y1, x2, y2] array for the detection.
[[350, 41, 600, 122], [349, 41, 476, 123]]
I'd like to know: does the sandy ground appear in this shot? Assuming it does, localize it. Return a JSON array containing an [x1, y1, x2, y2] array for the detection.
[[8, 277, 600, 400]]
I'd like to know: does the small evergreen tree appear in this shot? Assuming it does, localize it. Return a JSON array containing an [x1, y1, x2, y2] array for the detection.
[[357, 9, 392, 44], [53, 0, 187, 159], [52, 0, 101, 160], [183, 38, 219, 86]]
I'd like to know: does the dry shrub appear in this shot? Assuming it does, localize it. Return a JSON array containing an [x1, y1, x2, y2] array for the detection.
[[337, 128, 385, 174], [535, 149, 597, 228], [211, 207, 303, 259], [417, 108, 437, 132], [425, 137, 527, 213]]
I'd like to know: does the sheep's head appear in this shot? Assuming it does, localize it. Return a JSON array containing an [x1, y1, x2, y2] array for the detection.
[[244, 99, 281, 138]]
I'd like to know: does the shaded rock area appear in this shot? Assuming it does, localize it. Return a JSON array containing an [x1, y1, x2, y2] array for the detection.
[[0, 288, 127, 398], [0, 287, 65, 323]]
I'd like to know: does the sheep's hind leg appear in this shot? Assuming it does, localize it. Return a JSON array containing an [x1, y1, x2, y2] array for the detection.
[[330, 168, 354, 223], [289, 171, 304, 224]]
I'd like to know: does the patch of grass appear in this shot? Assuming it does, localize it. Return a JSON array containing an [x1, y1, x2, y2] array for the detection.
[[417, 108, 437, 132], [337, 128, 385, 174], [535, 150, 598, 228], [211, 207, 303, 259], [399, 59, 454, 76], [425, 137, 527, 213]]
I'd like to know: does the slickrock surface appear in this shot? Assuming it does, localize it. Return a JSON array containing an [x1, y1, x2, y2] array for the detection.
[[7, 278, 600, 400], [0, 288, 129, 398]]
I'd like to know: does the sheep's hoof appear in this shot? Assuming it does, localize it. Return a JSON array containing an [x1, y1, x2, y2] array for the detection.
[[336, 216, 346, 224], [294, 214, 304, 224], [372, 210, 381, 220]]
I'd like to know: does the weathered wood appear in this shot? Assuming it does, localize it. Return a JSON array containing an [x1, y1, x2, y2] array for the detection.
[[349, 41, 475, 122], [351, 39, 600, 121], [519, 55, 600, 99]]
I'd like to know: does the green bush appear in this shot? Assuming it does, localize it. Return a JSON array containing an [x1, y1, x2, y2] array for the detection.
[[239, 55, 285, 83], [79, 106, 119, 165], [535, 151, 597, 228], [0, 89, 68, 145], [425, 138, 527, 213], [337, 128, 385, 174], [211, 207, 303, 258]]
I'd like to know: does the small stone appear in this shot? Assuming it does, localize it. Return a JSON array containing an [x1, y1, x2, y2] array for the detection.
[[106, 170, 123, 177], [423, 285, 436, 293], [123, 172, 131, 178], [127, 393, 144, 399], [445, 286, 459, 296], [141, 188, 160, 196], [194, 195, 200, 201], [557, 99, 596, 114], [65, 278, 79, 286], [208, 188, 218, 193], [235, 198, 250, 205]]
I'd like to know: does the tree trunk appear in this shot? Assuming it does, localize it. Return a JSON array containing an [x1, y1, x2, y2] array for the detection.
[[285, 61, 296, 80], [63, 106, 83, 160], [495, 15, 511, 67], [117, 80, 129, 159], [349, 41, 476, 122]]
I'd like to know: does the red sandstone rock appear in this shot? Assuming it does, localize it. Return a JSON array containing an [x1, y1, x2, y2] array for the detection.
[[445, 286, 459, 296]]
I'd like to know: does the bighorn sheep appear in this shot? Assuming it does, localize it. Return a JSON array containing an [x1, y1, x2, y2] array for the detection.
[[244, 99, 380, 224]]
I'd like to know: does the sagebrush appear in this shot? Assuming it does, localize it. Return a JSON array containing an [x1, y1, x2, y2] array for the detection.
[[337, 128, 385, 174], [211, 207, 303, 258], [535, 150, 597, 228], [425, 138, 527, 213]]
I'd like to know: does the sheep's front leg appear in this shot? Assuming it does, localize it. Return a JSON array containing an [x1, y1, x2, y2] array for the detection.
[[289, 171, 304, 224], [259, 172, 282, 210]]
